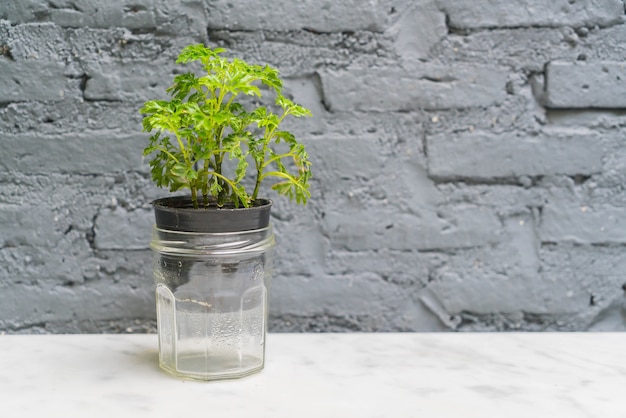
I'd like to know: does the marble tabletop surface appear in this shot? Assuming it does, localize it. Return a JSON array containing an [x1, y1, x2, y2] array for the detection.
[[0, 332, 623, 418]]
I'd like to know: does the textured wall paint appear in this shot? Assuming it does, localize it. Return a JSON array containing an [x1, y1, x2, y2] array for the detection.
[[0, 1, 625, 334]]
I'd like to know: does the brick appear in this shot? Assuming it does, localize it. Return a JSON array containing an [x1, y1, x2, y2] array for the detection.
[[83, 59, 174, 102], [391, 0, 447, 61], [325, 205, 500, 251], [0, 19, 8, 41], [0, 1, 48, 23], [153, 0, 208, 37], [424, 214, 579, 317], [324, 249, 431, 284], [205, 0, 402, 32], [4, 22, 68, 61], [0, 60, 66, 103], [4, 0, 386, 33], [273, 224, 329, 277], [0, 206, 60, 247], [432, 27, 569, 73], [0, 277, 154, 328], [306, 135, 387, 183], [541, 201, 626, 244], [95, 208, 153, 250], [589, 25, 626, 63], [320, 65, 508, 111], [0, 230, 96, 288], [0, 0, 155, 29], [1, 1, 207, 38], [0, 100, 145, 135], [282, 75, 326, 119], [540, 244, 626, 303], [269, 273, 442, 331], [427, 131, 603, 180], [545, 61, 626, 109], [271, 273, 403, 317], [426, 264, 583, 316], [434, 184, 544, 217], [438, 0, 624, 29], [119, 2, 157, 31], [538, 244, 626, 329], [0, 131, 147, 174]]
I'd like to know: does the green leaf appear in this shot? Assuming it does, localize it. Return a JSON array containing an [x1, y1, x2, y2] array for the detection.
[[276, 95, 312, 117], [290, 104, 313, 118], [177, 44, 226, 64], [167, 73, 199, 100], [171, 163, 187, 178], [186, 168, 198, 180], [274, 131, 296, 145], [209, 179, 223, 196], [235, 156, 248, 183], [256, 112, 280, 130], [260, 65, 282, 92], [251, 107, 267, 120]]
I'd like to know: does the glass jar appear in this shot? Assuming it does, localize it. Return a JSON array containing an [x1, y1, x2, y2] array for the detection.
[[150, 221, 274, 381]]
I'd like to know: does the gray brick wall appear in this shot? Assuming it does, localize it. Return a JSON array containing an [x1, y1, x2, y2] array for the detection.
[[1, 0, 625, 333]]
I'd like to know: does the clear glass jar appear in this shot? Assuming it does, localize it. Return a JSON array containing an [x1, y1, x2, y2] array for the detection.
[[150, 225, 274, 381]]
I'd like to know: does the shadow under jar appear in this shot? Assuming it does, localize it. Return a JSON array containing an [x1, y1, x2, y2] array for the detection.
[[150, 197, 274, 381]]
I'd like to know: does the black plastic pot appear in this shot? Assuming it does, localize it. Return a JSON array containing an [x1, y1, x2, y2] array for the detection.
[[152, 196, 272, 233]]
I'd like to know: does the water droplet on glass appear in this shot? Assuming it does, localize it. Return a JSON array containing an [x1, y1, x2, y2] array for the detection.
[[253, 264, 264, 281]]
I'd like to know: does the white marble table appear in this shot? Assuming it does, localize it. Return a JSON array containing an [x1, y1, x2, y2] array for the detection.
[[0, 333, 623, 418]]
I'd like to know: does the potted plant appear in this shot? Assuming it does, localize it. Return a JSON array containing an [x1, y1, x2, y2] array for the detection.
[[140, 44, 312, 381]]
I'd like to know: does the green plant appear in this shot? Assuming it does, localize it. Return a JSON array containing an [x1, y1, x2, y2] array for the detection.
[[140, 44, 312, 209]]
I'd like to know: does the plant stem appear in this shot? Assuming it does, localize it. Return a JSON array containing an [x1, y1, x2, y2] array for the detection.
[[202, 158, 210, 207], [190, 186, 198, 208], [261, 151, 295, 169], [260, 171, 307, 193], [207, 171, 249, 208], [251, 158, 263, 201]]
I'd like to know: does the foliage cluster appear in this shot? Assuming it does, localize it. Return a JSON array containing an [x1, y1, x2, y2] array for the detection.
[[140, 44, 312, 208]]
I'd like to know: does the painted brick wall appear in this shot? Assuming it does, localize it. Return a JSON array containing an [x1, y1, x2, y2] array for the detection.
[[1, 0, 625, 333]]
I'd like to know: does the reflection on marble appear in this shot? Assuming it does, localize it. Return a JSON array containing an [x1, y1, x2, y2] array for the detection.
[[0, 333, 624, 417]]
